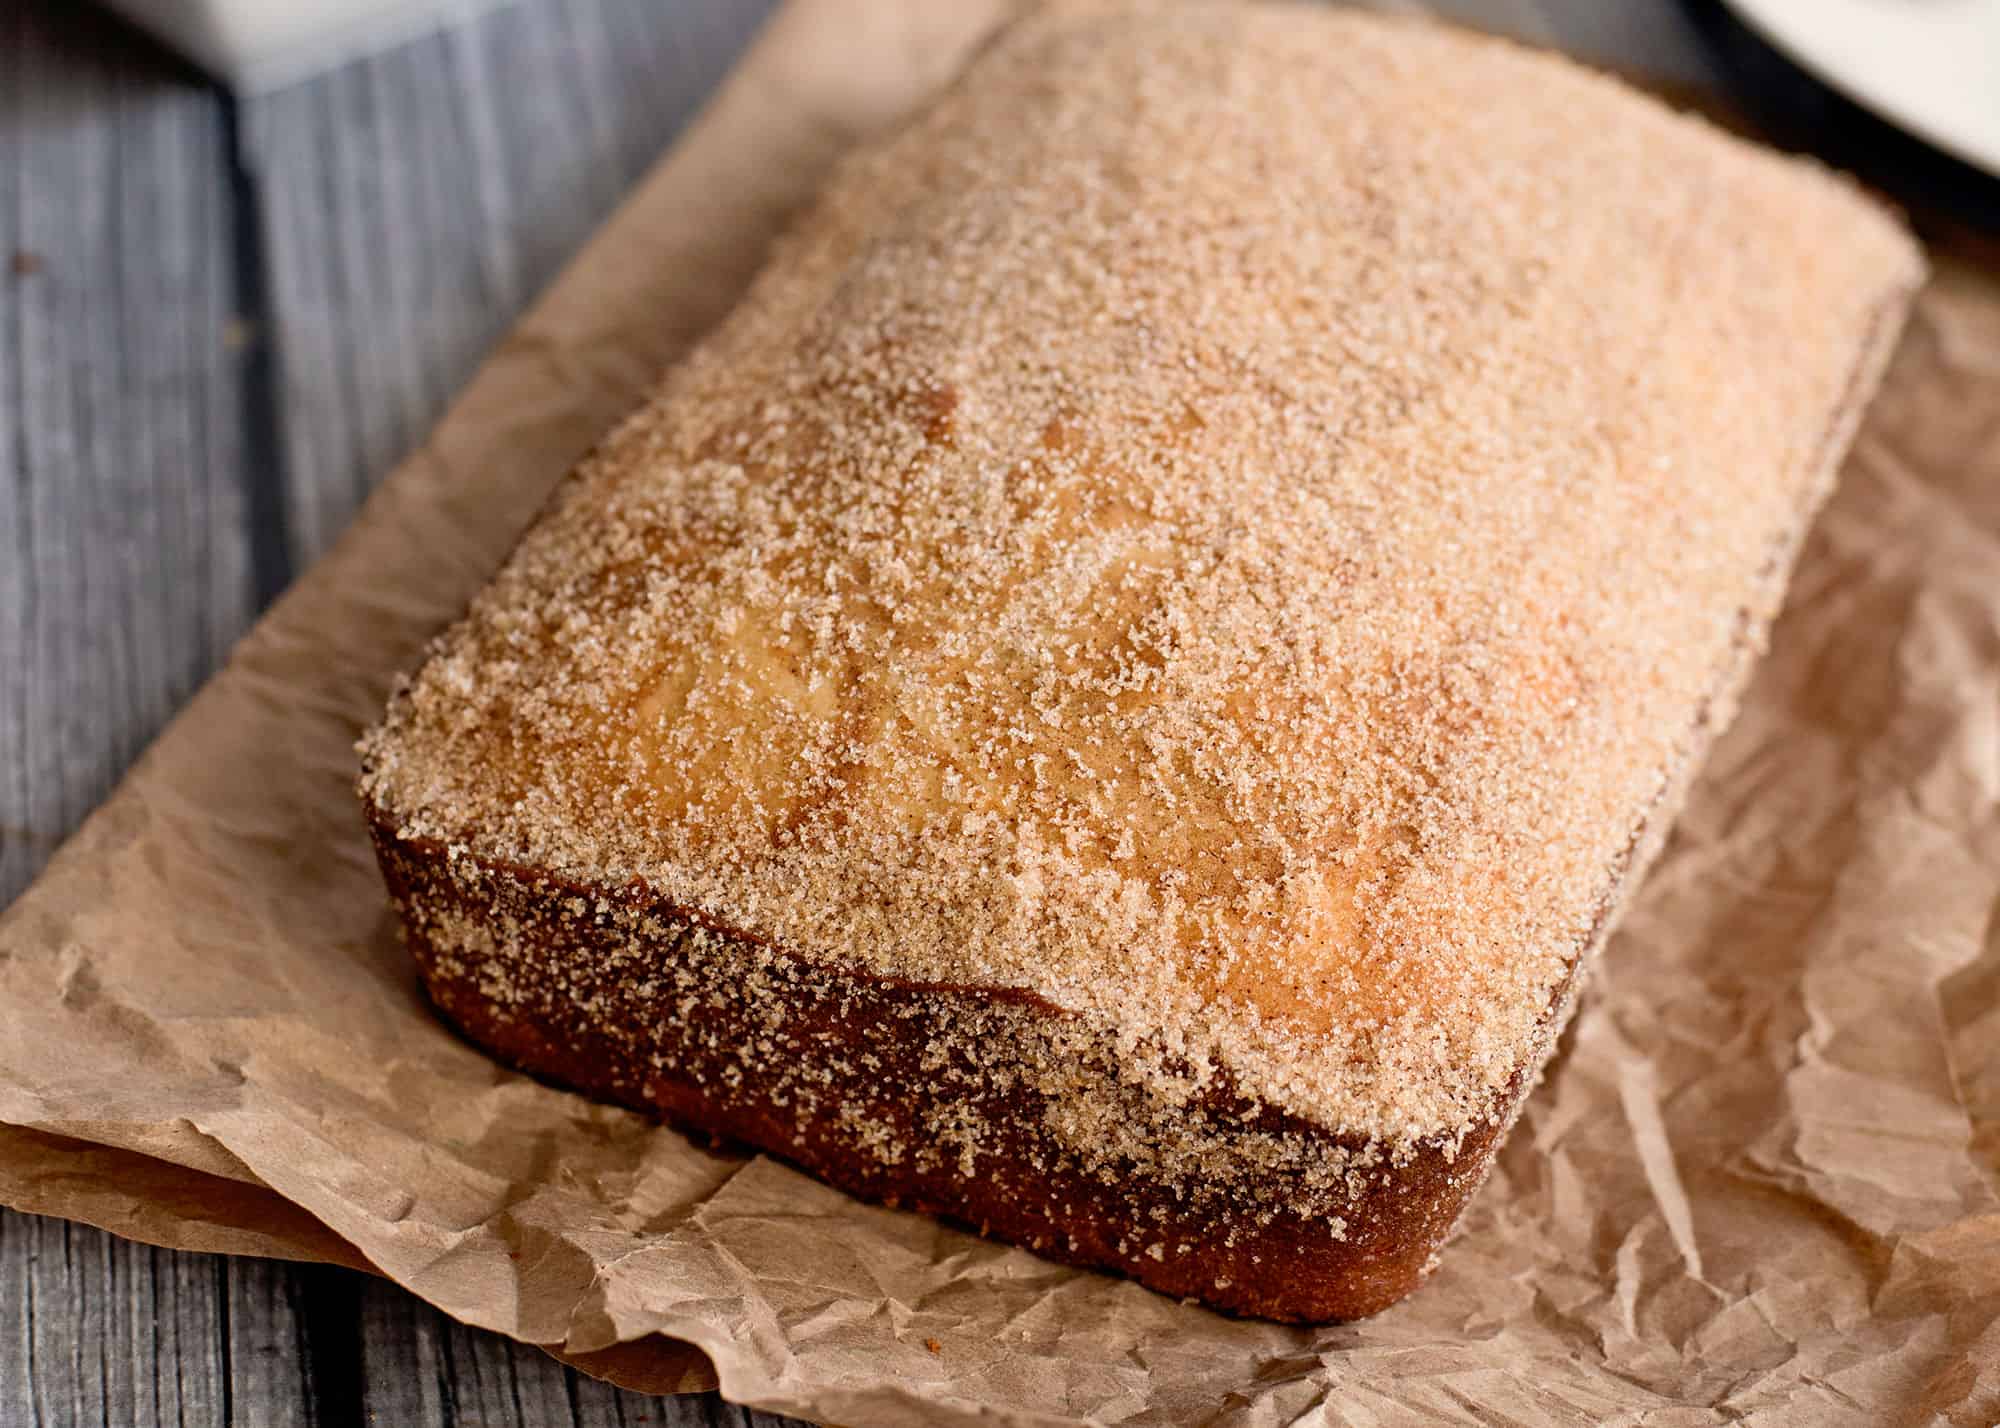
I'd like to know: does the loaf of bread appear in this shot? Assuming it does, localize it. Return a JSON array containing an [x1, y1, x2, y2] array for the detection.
[[359, 2, 1922, 1321]]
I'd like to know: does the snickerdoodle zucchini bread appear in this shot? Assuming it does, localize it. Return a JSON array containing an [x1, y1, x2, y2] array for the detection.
[[360, 1, 1921, 1320]]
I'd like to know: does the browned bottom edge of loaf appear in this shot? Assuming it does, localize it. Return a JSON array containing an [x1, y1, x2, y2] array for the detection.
[[368, 809, 1545, 1322]]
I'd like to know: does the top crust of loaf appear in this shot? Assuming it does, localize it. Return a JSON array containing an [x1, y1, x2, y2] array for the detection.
[[360, 1, 1921, 1148]]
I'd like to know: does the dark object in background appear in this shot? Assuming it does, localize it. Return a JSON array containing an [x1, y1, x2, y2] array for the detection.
[[1684, 0, 2000, 237]]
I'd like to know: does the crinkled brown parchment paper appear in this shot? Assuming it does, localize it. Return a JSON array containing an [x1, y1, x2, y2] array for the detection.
[[2, 1, 1996, 1422]]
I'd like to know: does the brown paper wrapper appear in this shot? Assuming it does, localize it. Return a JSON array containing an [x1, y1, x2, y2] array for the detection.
[[2, 1, 1996, 1421]]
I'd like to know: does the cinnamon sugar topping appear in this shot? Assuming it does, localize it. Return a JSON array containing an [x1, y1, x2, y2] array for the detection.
[[360, 2, 1921, 1147]]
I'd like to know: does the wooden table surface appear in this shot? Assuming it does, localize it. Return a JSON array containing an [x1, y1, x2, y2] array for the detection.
[[2, 1, 1961, 1423]]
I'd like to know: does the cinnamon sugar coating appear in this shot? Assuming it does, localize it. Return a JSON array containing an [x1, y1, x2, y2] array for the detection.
[[361, 2, 1921, 1150]]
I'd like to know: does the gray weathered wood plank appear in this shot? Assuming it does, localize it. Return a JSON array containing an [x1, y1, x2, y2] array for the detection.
[[0, 1213, 229, 1428], [221, 1258, 338, 1428], [244, 0, 781, 568], [0, 3, 290, 1422], [0, 0, 252, 905]]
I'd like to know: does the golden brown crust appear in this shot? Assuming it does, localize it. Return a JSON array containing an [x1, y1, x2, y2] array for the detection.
[[360, 273, 1911, 1321], [357, 2, 1924, 1322], [356, 510, 1720, 1322], [359, 2, 1923, 1150]]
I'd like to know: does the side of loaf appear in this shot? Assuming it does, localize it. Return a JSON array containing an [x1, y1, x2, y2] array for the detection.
[[358, 1, 1922, 1320], [369, 831, 1521, 1319]]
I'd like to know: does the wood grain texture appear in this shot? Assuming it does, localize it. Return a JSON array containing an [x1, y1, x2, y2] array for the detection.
[[0, 10, 287, 1421], [0, 1, 250, 909], [0, 1214, 230, 1428], [245, 0, 780, 568], [0, 0, 1727, 1423]]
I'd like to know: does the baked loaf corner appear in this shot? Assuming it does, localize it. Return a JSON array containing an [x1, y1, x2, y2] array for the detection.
[[359, 2, 1922, 1320]]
